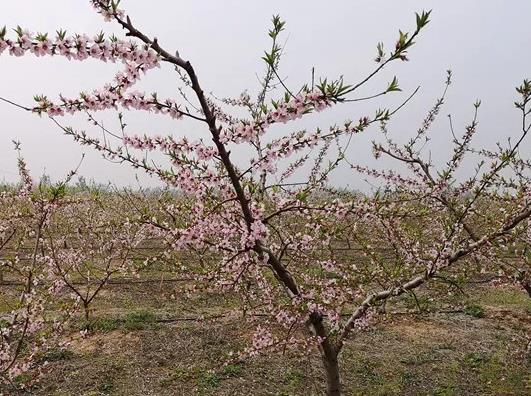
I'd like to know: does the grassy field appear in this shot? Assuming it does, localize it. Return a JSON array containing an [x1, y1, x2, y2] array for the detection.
[[3, 277, 529, 396]]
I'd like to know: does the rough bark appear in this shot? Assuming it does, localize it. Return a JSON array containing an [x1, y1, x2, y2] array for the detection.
[[322, 348, 341, 396], [309, 312, 342, 395]]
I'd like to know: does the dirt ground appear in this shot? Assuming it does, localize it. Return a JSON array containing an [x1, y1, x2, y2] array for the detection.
[[2, 281, 530, 396]]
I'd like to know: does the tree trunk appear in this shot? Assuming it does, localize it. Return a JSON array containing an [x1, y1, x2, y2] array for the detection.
[[83, 302, 90, 322], [322, 349, 341, 396], [309, 311, 342, 395]]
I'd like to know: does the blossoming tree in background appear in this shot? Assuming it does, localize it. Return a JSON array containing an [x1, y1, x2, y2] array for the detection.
[[0, 151, 154, 388], [0, 1, 530, 394], [44, 190, 148, 322], [0, 146, 75, 384]]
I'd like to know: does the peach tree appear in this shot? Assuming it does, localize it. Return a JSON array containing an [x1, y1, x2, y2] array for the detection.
[[1, 2, 530, 394]]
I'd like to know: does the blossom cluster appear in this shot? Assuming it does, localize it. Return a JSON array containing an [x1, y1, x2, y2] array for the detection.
[[0, 28, 163, 117], [123, 135, 216, 159], [0, 30, 158, 66], [44, 89, 185, 118], [220, 91, 331, 144], [90, 0, 125, 22]]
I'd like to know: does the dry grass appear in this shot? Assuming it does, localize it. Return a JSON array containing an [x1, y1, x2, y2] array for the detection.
[[1, 280, 529, 396]]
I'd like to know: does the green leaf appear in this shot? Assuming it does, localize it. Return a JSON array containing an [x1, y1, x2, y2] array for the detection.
[[387, 76, 401, 92], [56, 29, 67, 40]]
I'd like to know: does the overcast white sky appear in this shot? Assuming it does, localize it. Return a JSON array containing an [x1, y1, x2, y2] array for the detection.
[[0, 1, 530, 190]]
